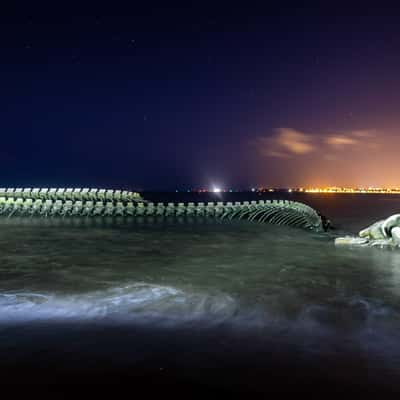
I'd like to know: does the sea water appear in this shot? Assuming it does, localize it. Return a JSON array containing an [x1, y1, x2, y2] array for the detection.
[[1, 193, 400, 392]]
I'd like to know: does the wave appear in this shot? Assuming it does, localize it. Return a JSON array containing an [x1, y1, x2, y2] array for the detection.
[[2, 284, 400, 367], [0, 283, 238, 325], [0, 285, 398, 329]]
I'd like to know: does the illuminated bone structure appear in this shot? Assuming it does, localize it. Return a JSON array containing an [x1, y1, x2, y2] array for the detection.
[[0, 188, 324, 231], [335, 214, 400, 249], [0, 188, 142, 202]]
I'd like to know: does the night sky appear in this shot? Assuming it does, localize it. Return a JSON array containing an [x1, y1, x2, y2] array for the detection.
[[2, 5, 400, 190]]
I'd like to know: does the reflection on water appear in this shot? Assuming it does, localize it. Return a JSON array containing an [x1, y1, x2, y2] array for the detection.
[[1, 194, 400, 387]]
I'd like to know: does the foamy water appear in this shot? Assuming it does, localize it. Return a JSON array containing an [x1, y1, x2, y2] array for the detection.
[[0, 283, 237, 324]]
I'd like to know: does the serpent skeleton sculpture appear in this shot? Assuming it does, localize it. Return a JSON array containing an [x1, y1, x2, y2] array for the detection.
[[336, 214, 400, 249], [0, 187, 325, 232], [3, 187, 400, 249]]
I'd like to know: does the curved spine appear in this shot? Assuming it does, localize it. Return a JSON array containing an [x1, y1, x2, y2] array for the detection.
[[0, 189, 324, 232]]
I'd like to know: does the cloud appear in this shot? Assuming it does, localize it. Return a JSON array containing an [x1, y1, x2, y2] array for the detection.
[[256, 128, 316, 158], [252, 127, 400, 187], [325, 135, 358, 146], [277, 128, 315, 154], [325, 130, 378, 147], [255, 128, 378, 159]]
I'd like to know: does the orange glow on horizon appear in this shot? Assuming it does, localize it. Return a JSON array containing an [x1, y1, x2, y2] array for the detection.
[[297, 186, 400, 194]]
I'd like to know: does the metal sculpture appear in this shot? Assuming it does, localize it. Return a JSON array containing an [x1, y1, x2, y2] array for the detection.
[[335, 214, 400, 249], [0, 187, 325, 232]]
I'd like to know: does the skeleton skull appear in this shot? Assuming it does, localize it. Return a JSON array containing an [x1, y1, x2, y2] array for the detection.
[[335, 214, 400, 248]]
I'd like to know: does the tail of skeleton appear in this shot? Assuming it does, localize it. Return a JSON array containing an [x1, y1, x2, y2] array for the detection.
[[0, 188, 324, 232]]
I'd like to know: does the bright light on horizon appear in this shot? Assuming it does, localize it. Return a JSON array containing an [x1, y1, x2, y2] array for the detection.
[[212, 187, 222, 193]]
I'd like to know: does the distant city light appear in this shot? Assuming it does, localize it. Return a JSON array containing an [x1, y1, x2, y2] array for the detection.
[[303, 186, 400, 194], [172, 186, 400, 194]]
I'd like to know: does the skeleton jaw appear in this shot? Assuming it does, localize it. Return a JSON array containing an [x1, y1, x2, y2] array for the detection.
[[335, 215, 400, 249]]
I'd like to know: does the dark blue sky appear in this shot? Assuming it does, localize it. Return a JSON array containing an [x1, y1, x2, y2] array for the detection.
[[2, 5, 400, 190]]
